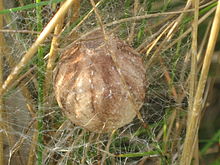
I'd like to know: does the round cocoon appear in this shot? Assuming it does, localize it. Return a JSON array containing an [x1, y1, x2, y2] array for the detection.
[[54, 31, 146, 133]]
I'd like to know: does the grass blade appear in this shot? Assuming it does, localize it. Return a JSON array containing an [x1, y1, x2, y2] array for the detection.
[[0, 0, 64, 15]]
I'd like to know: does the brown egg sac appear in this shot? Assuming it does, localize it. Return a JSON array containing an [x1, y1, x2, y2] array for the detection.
[[53, 31, 146, 133]]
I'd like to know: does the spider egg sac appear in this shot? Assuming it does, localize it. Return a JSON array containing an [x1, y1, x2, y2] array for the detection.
[[53, 31, 146, 133]]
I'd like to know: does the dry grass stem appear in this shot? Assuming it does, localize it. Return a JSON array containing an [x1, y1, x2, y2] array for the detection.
[[0, 29, 44, 35], [190, 1, 199, 163], [145, 22, 175, 69], [0, 0, 5, 164], [162, 6, 217, 56], [43, 127, 76, 164], [44, 2, 65, 97], [193, 136, 199, 165], [167, 0, 192, 39], [189, 0, 199, 111], [68, 0, 104, 38], [0, 0, 77, 94], [136, 22, 170, 52], [127, 0, 139, 44], [26, 104, 37, 165], [8, 119, 36, 165], [105, 9, 195, 29], [57, 130, 85, 164], [81, 133, 95, 164], [101, 130, 115, 164], [89, 0, 107, 38], [180, 1, 220, 164], [146, 22, 174, 56]]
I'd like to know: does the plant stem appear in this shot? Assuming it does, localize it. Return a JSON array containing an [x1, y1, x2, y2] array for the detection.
[[0, 0, 5, 164], [44, 2, 64, 96], [190, 0, 199, 164]]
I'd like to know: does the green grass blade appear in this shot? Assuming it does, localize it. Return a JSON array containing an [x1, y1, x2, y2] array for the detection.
[[0, 0, 64, 15], [116, 151, 160, 158], [200, 129, 220, 155], [36, 0, 45, 164]]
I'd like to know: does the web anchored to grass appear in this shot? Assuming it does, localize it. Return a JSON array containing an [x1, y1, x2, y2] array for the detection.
[[0, 0, 219, 165]]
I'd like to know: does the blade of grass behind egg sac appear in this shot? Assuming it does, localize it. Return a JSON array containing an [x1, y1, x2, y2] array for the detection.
[[35, 0, 45, 164]]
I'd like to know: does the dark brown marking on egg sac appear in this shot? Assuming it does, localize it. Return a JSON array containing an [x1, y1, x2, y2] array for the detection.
[[53, 31, 146, 133]]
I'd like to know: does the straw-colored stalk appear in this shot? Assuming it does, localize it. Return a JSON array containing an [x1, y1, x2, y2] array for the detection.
[[44, 0, 78, 96], [180, 1, 220, 164], [189, 0, 199, 110], [0, 0, 78, 95], [44, 22, 64, 96], [190, 0, 199, 164]]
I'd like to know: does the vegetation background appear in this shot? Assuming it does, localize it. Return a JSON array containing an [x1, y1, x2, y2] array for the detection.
[[0, 0, 219, 164]]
